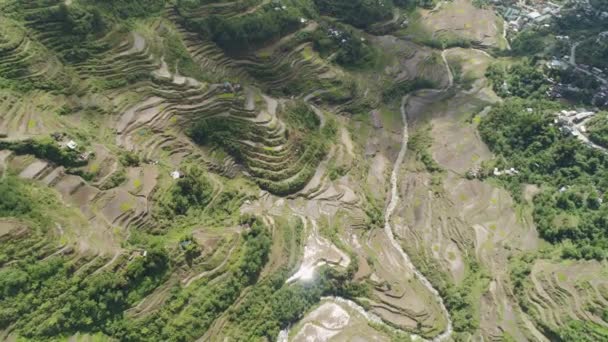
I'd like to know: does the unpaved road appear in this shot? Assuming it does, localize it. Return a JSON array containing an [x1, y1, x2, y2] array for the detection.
[[569, 40, 608, 84]]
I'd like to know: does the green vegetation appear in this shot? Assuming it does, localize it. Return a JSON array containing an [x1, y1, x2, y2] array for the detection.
[[444, 261, 489, 336], [160, 27, 211, 82], [382, 78, 436, 101], [82, 0, 165, 19], [189, 116, 249, 161], [0, 176, 92, 266], [223, 264, 368, 340], [286, 101, 320, 131], [412, 250, 489, 338], [188, 101, 333, 195], [510, 30, 548, 56], [0, 0, 549, 340], [113, 218, 271, 341], [487, 5, 608, 336], [182, 0, 316, 52], [314, 0, 393, 28], [408, 125, 444, 173], [308, 22, 378, 68], [485, 62, 548, 98], [547, 67, 602, 106], [119, 151, 140, 167], [0, 210, 272, 341], [558, 319, 608, 341], [586, 112, 608, 148], [479, 98, 608, 259], [0, 246, 169, 339], [159, 165, 214, 216], [0, 138, 86, 168], [449, 59, 475, 90], [0, 177, 33, 219], [101, 169, 127, 190], [577, 38, 608, 70], [24, 3, 109, 63], [509, 252, 608, 340]]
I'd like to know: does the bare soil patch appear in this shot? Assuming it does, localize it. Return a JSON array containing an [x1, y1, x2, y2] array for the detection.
[[420, 0, 503, 48]]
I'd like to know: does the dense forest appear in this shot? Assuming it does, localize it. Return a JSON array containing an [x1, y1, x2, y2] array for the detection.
[[480, 98, 608, 259], [485, 62, 548, 99], [587, 112, 608, 148]]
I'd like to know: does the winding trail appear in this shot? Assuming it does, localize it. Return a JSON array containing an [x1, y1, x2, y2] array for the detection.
[[183, 245, 236, 287], [440, 50, 454, 87], [570, 41, 581, 65]]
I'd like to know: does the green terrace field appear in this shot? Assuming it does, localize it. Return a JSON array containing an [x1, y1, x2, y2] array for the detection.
[[1, 0, 607, 341]]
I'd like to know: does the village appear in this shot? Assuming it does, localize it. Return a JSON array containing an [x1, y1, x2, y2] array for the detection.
[[495, 0, 561, 32], [495, 0, 608, 34], [554, 108, 608, 152], [492, 0, 608, 106]]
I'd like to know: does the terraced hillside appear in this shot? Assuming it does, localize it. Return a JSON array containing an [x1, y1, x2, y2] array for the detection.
[[1, 0, 607, 341]]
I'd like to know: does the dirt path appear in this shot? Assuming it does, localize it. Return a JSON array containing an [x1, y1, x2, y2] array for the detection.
[[569, 40, 608, 84], [233, 0, 270, 17], [441, 50, 454, 88], [570, 41, 581, 65], [117, 32, 146, 57], [340, 127, 355, 158], [91, 252, 121, 275], [309, 104, 326, 128], [184, 245, 235, 287], [0, 150, 11, 179], [502, 21, 511, 50]]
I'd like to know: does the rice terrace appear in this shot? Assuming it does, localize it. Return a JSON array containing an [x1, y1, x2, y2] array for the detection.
[[1, 0, 608, 341]]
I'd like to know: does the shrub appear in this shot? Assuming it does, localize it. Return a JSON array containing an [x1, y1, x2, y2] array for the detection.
[[0, 138, 86, 167]]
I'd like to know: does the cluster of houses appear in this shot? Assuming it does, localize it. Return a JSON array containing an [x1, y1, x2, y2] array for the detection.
[[546, 50, 608, 77], [465, 165, 519, 179], [493, 167, 519, 176], [556, 109, 596, 127], [545, 71, 608, 108], [495, 0, 608, 41], [272, 0, 288, 12], [495, 0, 561, 33], [593, 85, 608, 107], [568, 0, 608, 20], [489, 0, 608, 108], [221, 81, 241, 93], [545, 57, 608, 108], [554, 109, 607, 152], [327, 27, 349, 44], [51, 132, 92, 161]]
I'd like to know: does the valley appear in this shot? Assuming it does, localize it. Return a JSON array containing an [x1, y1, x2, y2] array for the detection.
[[1, 0, 607, 341]]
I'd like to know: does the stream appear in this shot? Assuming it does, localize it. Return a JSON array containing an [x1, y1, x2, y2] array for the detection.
[[380, 95, 453, 342], [278, 53, 455, 342], [277, 96, 453, 342]]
